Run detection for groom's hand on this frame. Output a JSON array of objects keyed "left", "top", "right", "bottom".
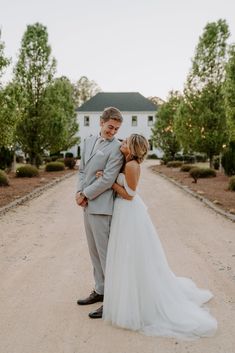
[{"left": 76, "top": 192, "right": 88, "bottom": 207}]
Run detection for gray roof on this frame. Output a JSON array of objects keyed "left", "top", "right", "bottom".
[{"left": 77, "top": 92, "right": 157, "bottom": 112}]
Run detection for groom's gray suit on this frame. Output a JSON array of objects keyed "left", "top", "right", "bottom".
[{"left": 77, "top": 135, "right": 123, "bottom": 294}]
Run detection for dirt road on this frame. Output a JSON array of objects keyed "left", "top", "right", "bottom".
[{"left": 0, "top": 161, "right": 234, "bottom": 353}]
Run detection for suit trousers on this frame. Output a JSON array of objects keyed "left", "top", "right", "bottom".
[{"left": 83, "top": 207, "right": 112, "bottom": 295}]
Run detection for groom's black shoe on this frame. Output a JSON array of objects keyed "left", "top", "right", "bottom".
[
  {"left": 89, "top": 305, "right": 103, "bottom": 319},
  {"left": 77, "top": 290, "right": 104, "bottom": 305}
]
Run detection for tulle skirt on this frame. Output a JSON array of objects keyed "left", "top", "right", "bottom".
[{"left": 103, "top": 195, "right": 217, "bottom": 339}]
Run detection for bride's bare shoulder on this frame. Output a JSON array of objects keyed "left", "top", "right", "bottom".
[
  {"left": 125, "top": 160, "right": 140, "bottom": 171},
  {"left": 125, "top": 161, "right": 140, "bottom": 189}
]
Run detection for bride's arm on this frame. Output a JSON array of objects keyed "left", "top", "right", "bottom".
[
  {"left": 112, "top": 161, "right": 140, "bottom": 200},
  {"left": 112, "top": 183, "right": 133, "bottom": 200},
  {"left": 95, "top": 171, "right": 132, "bottom": 200}
]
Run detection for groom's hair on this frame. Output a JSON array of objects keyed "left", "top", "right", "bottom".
[{"left": 101, "top": 107, "right": 123, "bottom": 123}]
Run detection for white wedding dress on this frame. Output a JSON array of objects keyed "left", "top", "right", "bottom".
[{"left": 103, "top": 173, "right": 217, "bottom": 339}]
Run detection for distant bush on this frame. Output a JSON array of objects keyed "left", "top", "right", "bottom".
[
  {"left": 174, "top": 153, "right": 184, "bottom": 161},
  {"left": 174, "top": 154, "right": 196, "bottom": 163},
  {"left": 45, "top": 162, "right": 65, "bottom": 172},
  {"left": 221, "top": 142, "right": 235, "bottom": 176},
  {"left": 167, "top": 161, "right": 183, "bottom": 168},
  {"left": 64, "top": 157, "right": 76, "bottom": 169},
  {"left": 147, "top": 153, "right": 158, "bottom": 159},
  {"left": 195, "top": 153, "right": 208, "bottom": 163},
  {"left": 65, "top": 152, "right": 74, "bottom": 158},
  {"left": 0, "top": 170, "right": 10, "bottom": 186},
  {"left": 180, "top": 164, "right": 194, "bottom": 172},
  {"left": 0, "top": 147, "right": 14, "bottom": 170},
  {"left": 56, "top": 158, "right": 65, "bottom": 164},
  {"left": 228, "top": 176, "right": 235, "bottom": 191},
  {"left": 50, "top": 153, "right": 64, "bottom": 162},
  {"left": 213, "top": 156, "right": 220, "bottom": 170},
  {"left": 44, "top": 157, "right": 52, "bottom": 164},
  {"left": 182, "top": 154, "right": 196, "bottom": 164},
  {"left": 161, "top": 155, "right": 173, "bottom": 165},
  {"left": 189, "top": 167, "right": 216, "bottom": 183},
  {"left": 16, "top": 165, "right": 39, "bottom": 178},
  {"left": 16, "top": 156, "right": 24, "bottom": 163}
]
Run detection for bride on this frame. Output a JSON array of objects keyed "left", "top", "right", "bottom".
[{"left": 100, "top": 133, "right": 217, "bottom": 339}]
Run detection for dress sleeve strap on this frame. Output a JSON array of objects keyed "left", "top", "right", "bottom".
[{"left": 124, "top": 178, "right": 136, "bottom": 196}]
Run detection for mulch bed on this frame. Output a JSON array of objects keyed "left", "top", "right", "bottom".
[
  {"left": 151, "top": 164, "right": 235, "bottom": 214},
  {"left": 0, "top": 168, "right": 77, "bottom": 208}
]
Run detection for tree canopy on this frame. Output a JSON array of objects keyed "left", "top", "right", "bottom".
[
  {"left": 13, "top": 23, "right": 78, "bottom": 165},
  {"left": 175, "top": 19, "right": 230, "bottom": 166},
  {"left": 73, "top": 76, "right": 101, "bottom": 107},
  {"left": 152, "top": 91, "right": 181, "bottom": 159}
]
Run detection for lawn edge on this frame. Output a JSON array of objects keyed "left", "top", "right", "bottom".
[
  {"left": 151, "top": 166, "right": 235, "bottom": 223},
  {"left": 0, "top": 171, "right": 76, "bottom": 217}
]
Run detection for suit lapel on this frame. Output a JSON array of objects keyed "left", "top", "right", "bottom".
[
  {"left": 85, "top": 136, "right": 97, "bottom": 164},
  {"left": 86, "top": 138, "right": 114, "bottom": 164}
]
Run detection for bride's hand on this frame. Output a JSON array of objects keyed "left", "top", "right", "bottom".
[
  {"left": 112, "top": 182, "right": 118, "bottom": 190},
  {"left": 96, "top": 170, "right": 103, "bottom": 178}
]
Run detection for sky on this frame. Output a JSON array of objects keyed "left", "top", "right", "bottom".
[{"left": 1, "top": 0, "right": 235, "bottom": 100}]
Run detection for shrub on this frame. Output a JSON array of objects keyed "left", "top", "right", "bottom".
[
  {"left": 213, "top": 156, "right": 220, "bottom": 170},
  {"left": 147, "top": 153, "right": 158, "bottom": 159},
  {"left": 50, "top": 153, "right": 64, "bottom": 162},
  {"left": 183, "top": 154, "right": 196, "bottom": 164},
  {"left": 0, "top": 170, "right": 10, "bottom": 186},
  {"left": 0, "top": 147, "right": 14, "bottom": 170},
  {"left": 16, "top": 156, "right": 24, "bottom": 163},
  {"left": 44, "top": 157, "right": 52, "bottom": 164},
  {"left": 16, "top": 165, "right": 39, "bottom": 178},
  {"left": 228, "top": 176, "right": 235, "bottom": 191},
  {"left": 195, "top": 153, "right": 208, "bottom": 163},
  {"left": 56, "top": 158, "right": 65, "bottom": 164},
  {"left": 167, "top": 161, "right": 183, "bottom": 168},
  {"left": 65, "top": 152, "right": 74, "bottom": 158},
  {"left": 180, "top": 164, "right": 194, "bottom": 172},
  {"left": 221, "top": 142, "right": 235, "bottom": 176},
  {"left": 45, "top": 162, "right": 65, "bottom": 172},
  {"left": 174, "top": 153, "right": 184, "bottom": 161},
  {"left": 64, "top": 157, "right": 76, "bottom": 169},
  {"left": 161, "top": 155, "right": 173, "bottom": 165},
  {"left": 189, "top": 167, "right": 216, "bottom": 183}
]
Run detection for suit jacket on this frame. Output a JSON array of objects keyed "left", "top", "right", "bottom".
[{"left": 77, "top": 135, "right": 124, "bottom": 215}]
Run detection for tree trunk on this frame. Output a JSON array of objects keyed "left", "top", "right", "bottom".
[
  {"left": 209, "top": 155, "right": 213, "bottom": 168},
  {"left": 12, "top": 151, "right": 17, "bottom": 173}
]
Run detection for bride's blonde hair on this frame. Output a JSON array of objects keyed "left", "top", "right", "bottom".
[{"left": 128, "top": 134, "right": 149, "bottom": 163}]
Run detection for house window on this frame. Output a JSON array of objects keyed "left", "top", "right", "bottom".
[
  {"left": 148, "top": 139, "right": 153, "bottom": 151},
  {"left": 132, "top": 116, "right": 137, "bottom": 126},
  {"left": 84, "top": 116, "right": 90, "bottom": 126},
  {"left": 148, "top": 116, "right": 154, "bottom": 126}
]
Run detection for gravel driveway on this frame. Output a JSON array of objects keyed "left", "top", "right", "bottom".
[{"left": 0, "top": 160, "right": 234, "bottom": 353}]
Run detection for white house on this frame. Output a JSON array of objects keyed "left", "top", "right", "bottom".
[{"left": 69, "top": 92, "right": 162, "bottom": 157}]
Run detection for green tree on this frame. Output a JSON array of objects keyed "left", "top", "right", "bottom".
[
  {"left": 14, "top": 23, "right": 56, "bottom": 165},
  {"left": 73, "top": 76, "right": 101, "bottom": 107},
  {"left": 0, "top": 82, "right": 22, "bottom": 148},
  {"left": 0, "top": 30, "right": 10, "bottom": 81},
  {"left": 0, "top": 30, "right": 13, "bottom": 147},
  {"left": 175, "top": 19, "right": 230, "bottom": 167},
  {"left": 224, "top": 44, "right": 235, "bottom": 140},
  {"left": 40, "top": 76, "right": 79, "bottom": 153},
  {"left": 152, "top": 91, "right": 181, "bottom": 159}
]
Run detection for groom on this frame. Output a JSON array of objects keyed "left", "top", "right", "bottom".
[{"left": 76, "top": 107, "right": 124, "bottom": 319}]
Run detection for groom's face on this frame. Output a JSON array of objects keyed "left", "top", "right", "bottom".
[{"left": 100, "top": 118, "right": 122, "bottom": 140}]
